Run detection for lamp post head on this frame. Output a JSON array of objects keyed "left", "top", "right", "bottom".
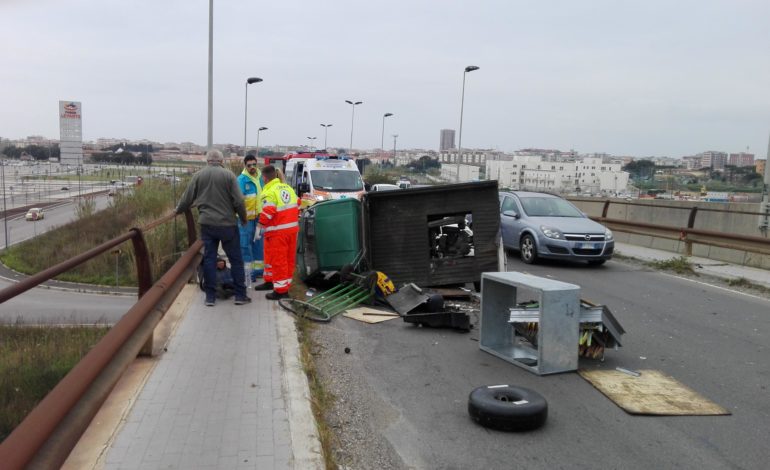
[
  {"left": 345, "top": 100, "right": 353, "bottom": 105},
  {"left": 384, "top": 113, "right": 393, "bottom": 118},
  {"left": 464, "top": 65, "right": 480, "bottom": 73},
  {"left": 321, "top": 123, "right": 332, "bottom": 128},
  {"left": 247, "top": 77, "right": 263, "bottom": 84},
  {"left": 258, "top": 127, "right": 268, "bottom": 131},
  {"left": 355, "top": 101, "right": 363, "bottom": 105}
]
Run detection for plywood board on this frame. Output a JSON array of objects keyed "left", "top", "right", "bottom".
[
  {"left": 578, "top": 369, "right": 731, "bottom": 416},
  {"left": 343, "top": 306, "right": 401, "bottom": 324}
]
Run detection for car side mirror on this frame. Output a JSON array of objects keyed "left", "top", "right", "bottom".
[
  {"left": 502, "top": 210, "right": 519, "bottom": 219},
  {"left": 298, "top": 182, "right": 310, "bottom": 194}
]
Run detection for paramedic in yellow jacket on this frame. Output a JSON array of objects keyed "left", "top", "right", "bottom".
[
  {"left": 252, "top": 164, "right": 299, "bottom": 300},
  {"left": 237, "top": 154, "right": 264, "bottom": 284}
]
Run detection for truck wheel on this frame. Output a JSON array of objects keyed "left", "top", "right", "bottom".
[{"left": 468, "top": 385, "right": 547, "bottom": 432}]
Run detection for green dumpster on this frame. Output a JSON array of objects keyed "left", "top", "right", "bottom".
[{"left": 297, "top": 198, "right": 361, "bottom": 280}]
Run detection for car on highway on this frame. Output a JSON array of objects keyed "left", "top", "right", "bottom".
[
  {"left": 61, "top": 186, "right": 69, "bottom": 190},
  {"left": 369, "top": 183, "right": 400, "bottom": 192},
  {"left": 25, "top": 207, "right": 44, "bottom": 221},
  {"left": 499, "top": 191, "right": 613, "bottom": 265}
]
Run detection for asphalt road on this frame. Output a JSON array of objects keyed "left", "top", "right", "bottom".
[
  {"left": 2, "top": 194, "right": 113, "bottom": 249},
  {"left": 315, "top": 255, "right": 770, "bottom": 470},
  {"left": 0, "top": 196, "right": 136, "bottom": 325}
]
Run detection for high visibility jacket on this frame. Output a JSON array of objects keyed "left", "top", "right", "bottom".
[
  {"left": 259, "top": 178, "right": 299, "bottom": 237},
  {"left": 237, "top": 169, "right": 263, "bottom": 220}
]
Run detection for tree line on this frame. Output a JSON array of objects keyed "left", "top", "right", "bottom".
[{"left": 2, "top": 144, "right": 60, "bottom": 160}]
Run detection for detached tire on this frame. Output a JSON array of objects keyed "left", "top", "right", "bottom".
[{"left": 468, "top": 385, "right": 547, "bottom": 432}]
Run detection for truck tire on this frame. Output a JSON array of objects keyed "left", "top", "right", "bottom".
[{"left": 468, "top": 385, "right": 547, "bottom": 432}]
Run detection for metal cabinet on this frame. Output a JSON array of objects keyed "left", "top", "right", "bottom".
[{"left": 480, "top": 272, "right": 581, "bottom": 375}]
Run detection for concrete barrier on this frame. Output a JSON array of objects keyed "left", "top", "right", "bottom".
[{"left": 569, "top": 197, "right": 770, "bottom": 269}]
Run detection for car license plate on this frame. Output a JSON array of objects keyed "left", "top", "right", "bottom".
[{"left": 577, "top": 242, "right": 600, "bottom": 249}]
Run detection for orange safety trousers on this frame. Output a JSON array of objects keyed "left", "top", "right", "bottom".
[{"left": 263, "top": 230, "right": 297, "bottom": 294}]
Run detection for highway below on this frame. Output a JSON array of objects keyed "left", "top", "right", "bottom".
[
  {"left": 313, "top": 255, "right": 770, "bottom": 469},
  {"left": 0, "top": 195, "right": 136, "bottom": 325}
]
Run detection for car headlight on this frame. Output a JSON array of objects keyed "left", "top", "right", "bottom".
[
  {"left": 605, "top": 228, "right": 614, "bottom": 241},
  {"left": 540, "top": 226, "right": 563, "bottom": 239},
  {"left": 313, "top": 194, "right": 327, "bottom": 201}
]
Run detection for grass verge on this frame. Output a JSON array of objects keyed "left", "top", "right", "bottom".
[
  {"left": 295, "top": 317, "right": 338, "bottom": 469},
  {"left": 0, "top": 179, "right": 190, "bottom": 286},
  {"left": 0, "top": 324, "right": 110, "bottom": 441},
  {"left": 727, "top": 277, "right": 770, "bottom": 294},
  {"left": 646, "top": 256, "right": 696, "bottom": 275}
]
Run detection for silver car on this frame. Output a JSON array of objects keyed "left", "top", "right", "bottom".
[{"left": 499, "top": 191, "right": 614, "bottom": 265}]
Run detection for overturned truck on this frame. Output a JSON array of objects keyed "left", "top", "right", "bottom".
[{"left": 297, "top": 180, "right": 502, "bottom": 289}]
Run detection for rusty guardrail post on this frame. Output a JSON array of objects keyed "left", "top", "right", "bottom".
[
  {"left": 685, "top": 207, "right": 698, "bottom": 256},
  {"left": 185, "top": 209, "right": 197, "bottom": 245},
  {"left": 602, "top": 200, "right": 610, "bottom": 218},
  {"left": 129, "top": 227, "right": 155, "bottom": 356}
]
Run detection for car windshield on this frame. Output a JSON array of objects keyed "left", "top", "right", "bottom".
[
  {"left": 520, "top": 196, "right": 583, "bottom": 217},
  {"left": 310, "top": 170, "right": 363, "bottom": 191}
]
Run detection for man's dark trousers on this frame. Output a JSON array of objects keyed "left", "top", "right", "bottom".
[{"left": 201, "top": 224, "right": 247, "bottom": 300}]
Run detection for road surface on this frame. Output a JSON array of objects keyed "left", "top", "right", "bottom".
[{"left": 312, "top": 255, "right": 770, "bottom": 469}]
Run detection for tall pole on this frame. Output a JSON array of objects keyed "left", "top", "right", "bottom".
[
  {"left": 1, "top": 162, "right": 7, "bottom": 248},
  {"left": 207, "top": 0, "right": 214, "bottom": 150},
  {"left": 256, "top": 127, "right": 267, "bottom": 157},
  {"left": 381, "top": 113, "right": 393, "bottom": 151},
  {"left": 345, "top": 100, "right": 362, "bottom": 153},
  {"left": 392, "top": 134, "right": 398, "bottom": 161},
  {"left": 243, "top": 77, "right": 263, "bottom": 155},
  {"left": 243, "top": 82, "right": 249, "bottom": 153},
  {"left": 457, "top": 65, "right": 479, "bottom": 182},
  {"left": 321, "top": 124, "right": 332, "bottom": 150},
  {"left": 761, "top": 130, "right": 770, "bottom": 233}
]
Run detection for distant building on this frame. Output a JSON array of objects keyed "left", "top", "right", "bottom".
[
  {"left": 728, "top": 152, "right": 754, "bottom": 167},
  {"left": 440, "top": 163, "right": 479, "bottom": 182},
  {"left": 697, "top": 151, "right": 728, "bottom": 170},
  {"left": 756, "top": 159, "right": 766, "bottom": 176},
  {"left": 439, "top": 129, "right": 455, "bottom": 151}
]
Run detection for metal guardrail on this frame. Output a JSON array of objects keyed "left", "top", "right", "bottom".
[
  {"left": 578, "top": 199, "right": 770, "bottom": 257},
  {"left": 0, "top": 210, "right": 200, "bottom": 470}
]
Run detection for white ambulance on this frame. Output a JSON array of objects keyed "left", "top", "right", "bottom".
[{"left": 284, "top": 155, "right": 366, "bottom": 208}]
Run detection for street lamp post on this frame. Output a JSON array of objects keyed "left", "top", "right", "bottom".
[
  {"left": 381, "top": 113, "right": 393, "bottom": 151},
  {"left": 306, "top": 136, "right": 317, "bottom": 149},
  {"left": 255, "top": 127, "right": 268, "bottom": 157},
  {"left": 320, "top": 124, "right": 332, "bottom": 150},
  {"left": 207, "top": 0, "right": 214, "bottom": 149},
  {"left": 1, "top": 161, "right": 7, "bottom": 248},
  {"left": 243, "top": 77, "right": 263, "bottom": 155},
  {"left": 345, "top": 100, "right": 363, "bottom": 153},
  {"left": 457, "top": 65, "right": 479, "bottom": 182}
]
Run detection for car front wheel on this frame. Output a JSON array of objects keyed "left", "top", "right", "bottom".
[{"left": 520, "top": 234, "right": 538, "bottom": 264}]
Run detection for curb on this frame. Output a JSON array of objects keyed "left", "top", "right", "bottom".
[{"left": 274, "top": 304, "right": 325, "bottom": 469}]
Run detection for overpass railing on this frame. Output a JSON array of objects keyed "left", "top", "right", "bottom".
[
  {"left": 570, "top": 198, "right": 770, "bottom": 257},
  {"left": 0, "top": 210, "right": 201, "bottom": 470}
]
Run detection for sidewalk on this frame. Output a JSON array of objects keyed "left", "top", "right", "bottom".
[
  {"left": 93, "top": 286, "right": 323, "bottom": 470},
  {"left": 614, "top": 242, "right": 770, "bottom": 289}
]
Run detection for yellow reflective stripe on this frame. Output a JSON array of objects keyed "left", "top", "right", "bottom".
[{"left": 264, "top": 221, "right": 299, "bottom": 232}]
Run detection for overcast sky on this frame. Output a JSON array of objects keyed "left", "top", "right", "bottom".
[{"left": 2, "top": 0, "right": 770, "bottom": 157}]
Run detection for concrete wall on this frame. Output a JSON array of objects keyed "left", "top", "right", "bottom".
[{"left": 569, "top": 197, "right": 770, "bottom": 269}]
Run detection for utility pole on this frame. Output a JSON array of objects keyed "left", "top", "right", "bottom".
[{"left": 760, "top": 131, "right": 770, "bottom": 234}]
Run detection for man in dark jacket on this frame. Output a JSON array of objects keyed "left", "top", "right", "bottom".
[{"left": 176, "top": 149, "right": 251, "bottom": 306}]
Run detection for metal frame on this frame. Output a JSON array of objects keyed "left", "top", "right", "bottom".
[{"left": 480, "top": 271, "right": 580, "bottom": 375}]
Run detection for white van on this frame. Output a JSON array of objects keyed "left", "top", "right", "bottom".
[{"left": 285, "top": 155, "right": 365, "bottom": 208}]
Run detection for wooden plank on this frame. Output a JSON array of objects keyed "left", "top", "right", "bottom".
[
  {"left": 578, "top": 369, "right": 730, "bottom": 416},
  {"left": 343, "top": 307, "right": 401, "bottom": 324}
]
